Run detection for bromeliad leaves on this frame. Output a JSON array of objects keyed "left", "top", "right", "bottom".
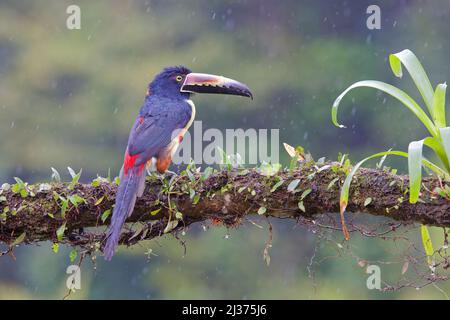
[{"left": 332, "top": 49, "right": 449, "bottom": 254}]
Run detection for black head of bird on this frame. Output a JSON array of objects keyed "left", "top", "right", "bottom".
[{"left": 148, "top": 65, "right": 253, "bottom": 100}]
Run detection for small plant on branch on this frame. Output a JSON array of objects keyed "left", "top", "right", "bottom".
[{"left": 332, "top": 49, "right": 450, "bottom": 263}]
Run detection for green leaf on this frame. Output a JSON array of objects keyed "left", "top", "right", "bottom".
[
  {"left": 186, "top": 169, "right": 195, "bottom": 182},
  {"left": 216, "top": 146, "right": 232, "bottom": 171},
  {"left": 298, "top": 201, "right": 305, "bottom": 212},
  {"left": 11, "top": 232, "right": 26, "bottom": 246},
  {"left": 67, "top": 167, "right": 76, "bottom": 179},
  {"left": 283, "top": 143, "right": 305, "bottom": 170},
  {"left": 271, "top": 179, "right": 284, "bottom": 193},
  {"left": 69, "top": 249, "right": 78, "bottom": 263},
  {"left": 258, "top": 162, "right": 282, "bottom": 176},
  {"left": 163, "top": 220, "right": 179, "bottom": 233},
  {"left": 150, "top": 208, "right": 161, "bottom": 216},
  {"left": 60, "top": 198, "right": 68, "bottom": 219},
  {"left": 68, "top": 168, "right": 82, "bottom": 190},
  {"left": 389, "top": 49, "right": 434, "bottom": 116},
  {"left": 19, "top": 189, "right": 28, "bottom": 198},
  {"left": 300, "top": 188, "right": 311, "bottom": 200},
  {"left": 332, "top": 80, "right": 438, "bottom": 137},
  {"left": 420, "top": 225, "right": 434, "bottom": 266},
  {"left": 201, "top": 167, "right": 213, "bottom": 181},
  {"left": 51, "top": 167, "right": 61, "bottom": 182},
  {"left": 11, "top": 184, "right": 19, "bottom": 193},
  {"left": 289, "top": 157, "right": 297, "bottom": 174},
  {"left": 101, "top": 209, "right": 111, "bottom": 222},
  {"left": 12, "top": 177, "right": 26, "bottom": 196},
  {"left": 439, "top": 127, "right": 450, "bottom": 166},
  {"left": 14, "top": 177, "right": 25, "bottom": 187},
  {"left": 423, "top": 135, "right": 450, "bottom": 173},
  {"left": 192, "top": 194, "right": 200, "bottom": 205},
  {"left": 408, "top": 140, "right": 424, "bottom": 204},
  {"left": 327, "top": 177, "right": 339, "bottom": 190},
  {"left": 56, "top": 222, "right": 66, "bottom": 241},
  {"left": 52, "top": 243, "right": 59, "bottom": 253},
  {"left": 69, "top": 194, "right": 85, "bottom": 207},
  {"left": 376, "top": 153, "right": 389, "bottom": 168},
  {"left": 433, "top": 83, "right": 447, "bottom": 128},
  {"left": 94, "top": 196, "right": 104, "bottom": 206},
  {"left": 287, "top": 179, "right": 300, "bottom": 192},
  {"left": 258, "top": 207, "right": 267, "bottom": 215}
]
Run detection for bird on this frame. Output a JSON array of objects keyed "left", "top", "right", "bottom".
[{"left": 104, "top": 66, "right": 253, "bottom": 260}]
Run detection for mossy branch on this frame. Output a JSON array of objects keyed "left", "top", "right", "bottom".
[{"left": 0, "top": 162, "right": 449, "bottom": 253}]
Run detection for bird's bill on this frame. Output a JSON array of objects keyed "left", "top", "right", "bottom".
[{"left": 181, "top": 73, "right": 253, "bottom": 99}]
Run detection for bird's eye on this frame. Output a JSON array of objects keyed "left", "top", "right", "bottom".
[{"left": 175, "top": 75, "right": 183, "bottom": 82}]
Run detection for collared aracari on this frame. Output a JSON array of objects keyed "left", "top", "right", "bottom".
[{"left": 104, "top": 66, "right": 252, "bottom": 260}]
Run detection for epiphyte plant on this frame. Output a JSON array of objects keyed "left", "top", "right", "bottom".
[{"left": 332, "top": 49, "right": 449, "bottom": 259}]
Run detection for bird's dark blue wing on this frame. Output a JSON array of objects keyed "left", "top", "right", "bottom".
[{"left": 126, "top": 98, "right": 192, "bottom": 164}]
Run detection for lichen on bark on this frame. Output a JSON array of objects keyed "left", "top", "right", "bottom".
[{"left": 0, "top": 161, "right": 449, "bottom": 254}]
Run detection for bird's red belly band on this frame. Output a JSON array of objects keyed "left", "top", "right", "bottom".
[{"left": 123, "top": 152, "right": 145, "bottom": 176}]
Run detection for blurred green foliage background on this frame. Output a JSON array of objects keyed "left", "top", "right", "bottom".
[{"left": 1, "top": 0, "right": 450, "bottom": 299}]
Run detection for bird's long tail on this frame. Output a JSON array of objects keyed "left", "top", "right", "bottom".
[{"left": 104, "top": 165, "right": 146, "bottom": 260}]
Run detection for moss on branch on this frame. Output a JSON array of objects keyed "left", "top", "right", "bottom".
[{"left": 0, "top": 162, "right": 449, "bottom": 254}]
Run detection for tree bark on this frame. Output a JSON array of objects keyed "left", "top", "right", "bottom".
[{"left": 0, "top": 162, "right": 449, "bottom": 252}]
